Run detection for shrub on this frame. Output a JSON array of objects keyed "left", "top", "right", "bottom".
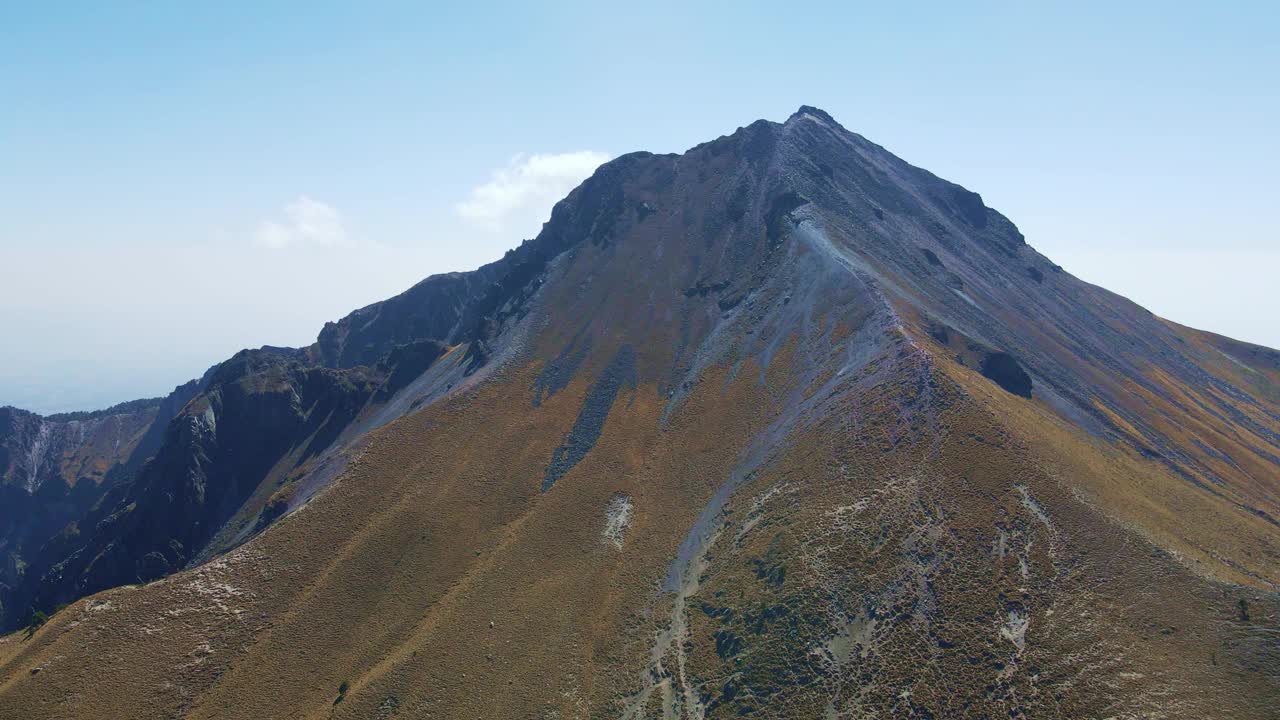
[{"left": 23, "top": 610, "right": 50, "bottom": 640}]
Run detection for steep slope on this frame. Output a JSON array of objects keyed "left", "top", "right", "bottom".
[
  {"left": 0, "top": 386, "right": 199, "bottom": 625},
  {"left": 1, "top": 108, "right": 1276, "bottom": 719},
  {"left": 0, "top": 339, "right": 460, "bottom": 632}
]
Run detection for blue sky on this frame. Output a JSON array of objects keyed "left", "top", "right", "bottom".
[{"left": 1, "top": 2, "right": 1276, "bottom": 413}]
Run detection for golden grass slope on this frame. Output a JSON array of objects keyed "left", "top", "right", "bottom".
[{"left": 0, "top": 354, "right": 778, "bottom": 718}]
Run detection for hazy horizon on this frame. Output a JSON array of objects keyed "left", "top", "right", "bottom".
[{"left": 3, "top": 2, "right": 1277, "bottom": 414}]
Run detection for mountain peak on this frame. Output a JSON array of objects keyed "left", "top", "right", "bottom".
[{"left": 788, "top": 104, "right": 840, "bottom": 126}]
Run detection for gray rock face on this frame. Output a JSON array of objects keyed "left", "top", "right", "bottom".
[
  {"left": 542, "top": 345, "right": 637, "bottom": 491},
  {"left": 0, "top": 395, "right": 183, "bottom": 624}
]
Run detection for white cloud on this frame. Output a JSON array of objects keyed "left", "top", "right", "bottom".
[
  {"left": 255, "top": 196, "right": 350, "bottom": 249},
  {"left": 456, "top": 151, "right": 610, "bottom": 234}
]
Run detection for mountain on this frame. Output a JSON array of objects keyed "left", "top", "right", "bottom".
[{"left": 1, "top": 107, "right": 1277, "bottom": 718}]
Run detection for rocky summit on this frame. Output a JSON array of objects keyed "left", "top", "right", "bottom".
[{"left": 1, "top": 108, "right": 1277, "bottom": 719}]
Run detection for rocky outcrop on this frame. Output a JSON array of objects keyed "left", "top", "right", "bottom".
[
  {"left": 20, "top": 350, "right": 382, "bottom": 614},
  {"left": 0, "top": 399, "right": 170, "bottom": 622},
  {"left": 312, "top": 271, "right": 497, "bottom": 369}
]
